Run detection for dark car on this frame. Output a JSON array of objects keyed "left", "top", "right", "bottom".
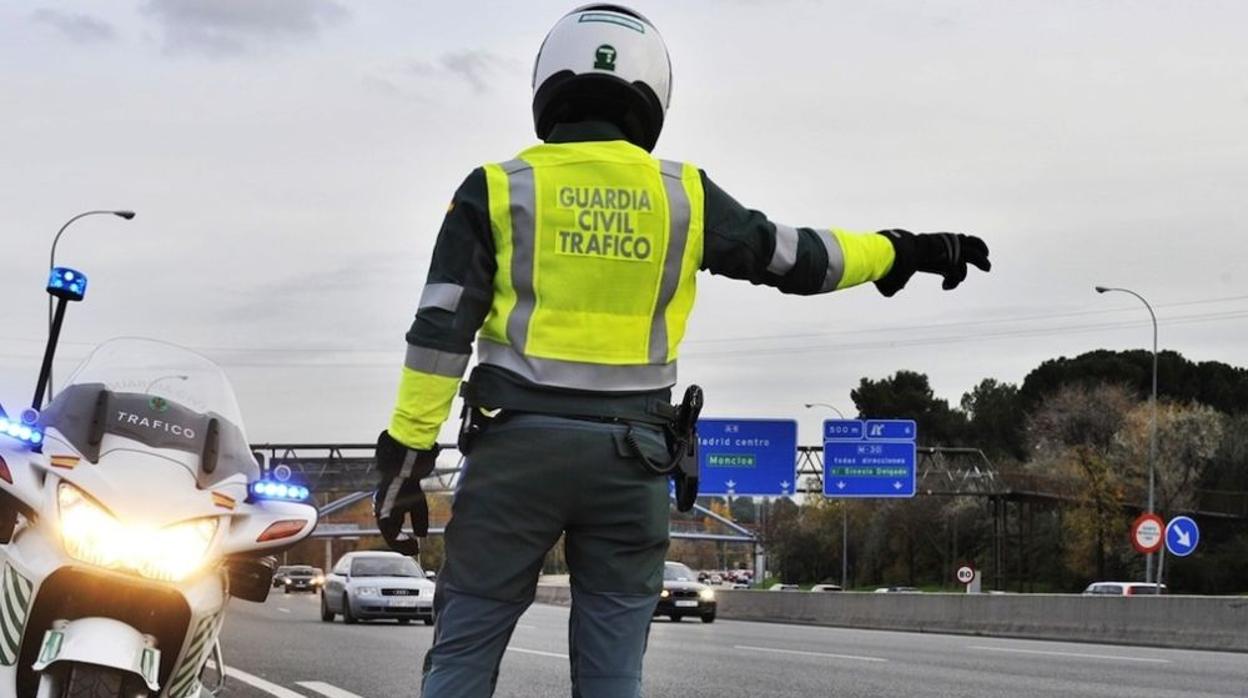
[
  {"left": 273, "top": 565, "right": 293, "bottom": 588},
  {"left": 279, "top": 565, "right": 323, "bottom": 593},
  {"left": 655, "top": 561, "right": 716, "bottom": 623}
]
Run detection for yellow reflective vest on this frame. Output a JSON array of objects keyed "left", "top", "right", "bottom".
[{"left": 477, "top": 140, "right": 702, "bottom": 392}]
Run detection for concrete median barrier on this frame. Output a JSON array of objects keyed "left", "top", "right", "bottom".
[
  {"left": 535, "top": 583, "right": 1245, "bottom": 652},
  {"left": 708, "top": 590, "right": 1248, "bottom": 652},
  {"left": 535, "top": 584, "right": 572, "bottom": 606}
]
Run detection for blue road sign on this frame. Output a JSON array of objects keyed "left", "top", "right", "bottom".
[
  {"left": 823, "top": 419, "right": 917, "bottom": 498},
  {"left": 864, "top": 419, "right": 917, "bottom": 440},
  {"left": 697, "top": 419, "right": 797, "bottom": 496},
  {"left": 824, "top": 420, "right": 864, "bottom": 440},
  {"left": 1165, "top": 516, "right": 1200, "bottom": 557}
]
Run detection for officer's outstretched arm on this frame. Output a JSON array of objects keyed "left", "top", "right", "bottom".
[{"left": 699, "top": 173, "right": 989, "bottom": 296}]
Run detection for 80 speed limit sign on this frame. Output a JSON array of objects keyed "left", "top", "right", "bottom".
[{"left": 956, "top": 564, "right": 976, "bottom": 585}]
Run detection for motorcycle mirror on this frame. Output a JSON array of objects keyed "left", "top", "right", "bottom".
[{"left": 226, "top": 556, "right": 277, "bottom": 603}]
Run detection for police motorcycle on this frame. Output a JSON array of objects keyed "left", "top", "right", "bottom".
[{"left": 0, "top": 267, "right": 318, "bottom": 697}]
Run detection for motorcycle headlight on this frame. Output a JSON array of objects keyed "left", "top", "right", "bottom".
[
  {"left": 699, "top": 588, "right": 716, "bottom": 601},
  {"left": 58, "top": 483, "right": 218, "bottom": 583}
]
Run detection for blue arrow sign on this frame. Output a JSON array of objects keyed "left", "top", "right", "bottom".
[
  {"left": 1165, "top": 516, "right": 1200, "bottom": 557},
  {"left": 697, "top": 419, "right": 797, "bottom": 497},
  {"left": 823, "top": 419, "right": 917, "bottom": 498}
]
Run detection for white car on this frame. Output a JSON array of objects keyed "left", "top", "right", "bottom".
[
  {"left": 321, "top": 551, "right": 436, "bottom": 624},
  {"left": 768, "top": 583, "right": 800, "bottom": 591},
  {"left": 810, "top": 584, "right": 843, "bottom": 592},
  {"left": 1082, "top": 581, "right": 1166, "bottom": 596}
]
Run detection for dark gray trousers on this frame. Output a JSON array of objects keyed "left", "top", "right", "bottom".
[{"left": 421, "top": 414, "right": 672, "bottom": 698}]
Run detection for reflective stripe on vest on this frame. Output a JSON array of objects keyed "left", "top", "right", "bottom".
[{"left": 479, "top": 142, "right": 702, "bottom": 392}]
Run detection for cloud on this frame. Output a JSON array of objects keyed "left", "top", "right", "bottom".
[
  {"left": 31, "top": 9, "right": 117, "bottom": 43},
  {"left": 410, "top": 50, "right": 515, "bottom": 94},
  {"left": 141, "top": 0, "right": 348, "bottom": 57}
]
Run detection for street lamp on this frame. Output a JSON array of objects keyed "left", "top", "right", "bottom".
[
  {"left": 1095, "top": 285, "right": 1159, "bottom": 584},
  {"left": 803, "top": 402, "right": 845, "bottom": 418},
  {"left": 44, "top": 210, "right": 135, "bottom": 403}
]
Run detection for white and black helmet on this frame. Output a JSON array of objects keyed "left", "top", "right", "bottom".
[{"left": 532, "top": 4, "right": 672, "bottom": 151}]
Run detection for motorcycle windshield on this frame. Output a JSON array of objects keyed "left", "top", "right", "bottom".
[{"left": 39, "top": 338, "right": 258, "bottom": 488}]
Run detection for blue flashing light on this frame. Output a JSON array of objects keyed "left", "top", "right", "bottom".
[
  {"left": 47, "top": 266, "right": 88, "bottom": 301},
  {"left": 0, "top": 417, "right": 44, "bottom": 448},
  {"left": 249, "top": 479, "right": 310, "bottom": 502}
]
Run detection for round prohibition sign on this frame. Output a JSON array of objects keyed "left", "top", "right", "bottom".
[
  {"left": 1131, "top": 513, "right": 1164, "bottom": 554},
  {"left": 956, "top": 564, "right": 976, "bottom": 585}
]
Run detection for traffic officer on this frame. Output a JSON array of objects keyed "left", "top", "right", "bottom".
[{"left": 373, "top": 4, "right": 990, "bottom": 697}]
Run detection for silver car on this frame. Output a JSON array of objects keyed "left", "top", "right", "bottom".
[{"left": 320, "top": 551, "right": 436, "bottom": 625}]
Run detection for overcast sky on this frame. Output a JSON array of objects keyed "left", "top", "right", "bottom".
[{"left": 3, "top": 0, "right": 1246, "bottom": 445}]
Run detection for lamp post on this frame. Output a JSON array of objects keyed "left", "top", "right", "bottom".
[
  {"left": 806, "top": 401, "right": 849, "bottom": 589},
  {"left": 803, "top": 402, "right": 845, "bottom": 418},
  {"left": 1095, "top": 285, "right": 1159, "bottom": 584},
  {"left": 44, "top": 210, "right": 135, "bottom": 404}
]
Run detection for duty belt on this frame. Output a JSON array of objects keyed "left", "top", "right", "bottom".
[
  {"left": 458, "top": 374, "right": 703, "bottom": 512},
  {"left": 459, "top": 373, "right": 675, "bottom": 425}
]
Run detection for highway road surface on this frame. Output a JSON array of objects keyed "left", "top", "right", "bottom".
[{"left": 213, "top": 593, "right": 1248, "bottom": 697}]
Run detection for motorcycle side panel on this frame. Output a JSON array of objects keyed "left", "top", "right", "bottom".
[{"left": 0, "top": 560, "right": 35, "bottom": 667}]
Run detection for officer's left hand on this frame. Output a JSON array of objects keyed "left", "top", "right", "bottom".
[
  {"left": 373, "top": 430, "right": 440, "bottom": 556},
  {"left": 874, "top": 229, "right": 991, "bottom": 297}
]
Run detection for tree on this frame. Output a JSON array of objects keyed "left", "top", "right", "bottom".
[
  {"left": 1114, "top": 401, "right": 1224, "bottom": 514},
  {"left": 851, "top": 370, "right": 969, "bottom": 446},
  {"left": 960, "top": 378, "right": 1026, "bottom": 462},
  {"left": 1205, "top": 413, "right": 1248, "bottom": 491},
  {"left": 1020, "top": 350, "right": 1248, "bottom": 415},
  {"left": 1027, "top": 384, "right": 1135, "bottom": 581}
]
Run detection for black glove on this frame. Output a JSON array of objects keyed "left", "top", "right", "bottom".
[
  {"left": 874, "top": 229, "right": 991, "bottom": 297},
  {"left": 373, "top": 430, "right": 439, "bottom": 556}
]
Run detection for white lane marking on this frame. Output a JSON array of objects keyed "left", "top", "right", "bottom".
[
  {"left": 221, "top": 664, "right": 309, "bottom": 697},
  {"left": 296, "top": 681, "right": 367, "bottom": 698},
  {"left": 970, "top": 645, "right": 1171, "bottom": 664},
  {"left": 507, "top": 646, "right": 570, "bottom": 659},
  {"left": 278, "top": 608, "right": 292, "bottom": 614},
  {"left": 734, "top": 645, "right": 888, "bottom": 663}
]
